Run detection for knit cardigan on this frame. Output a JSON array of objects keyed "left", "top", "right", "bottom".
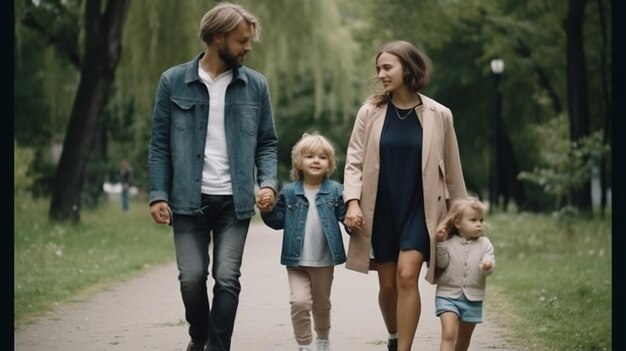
[{"left": 435, "top": 235, "right": 495, "bottom": 301}]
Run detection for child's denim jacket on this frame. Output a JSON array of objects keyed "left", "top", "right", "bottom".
[{"left": 261, "top": 177, "right": 348, "bottom": 267}]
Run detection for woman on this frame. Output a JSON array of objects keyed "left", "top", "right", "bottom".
[{"left": 343, "top": 40, "right": 467, "bottom": 351}]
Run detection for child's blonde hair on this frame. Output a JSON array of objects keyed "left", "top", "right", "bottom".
[
  {"left": 290, "top": 132, "right": 337, "bottom": 180},
  {"left": 437, "top": 196, "right": 488, "bottom": 238}
]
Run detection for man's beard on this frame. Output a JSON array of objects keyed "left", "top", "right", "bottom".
[{"left": 218, "top": 44, "right": 243, "bottom": 69}]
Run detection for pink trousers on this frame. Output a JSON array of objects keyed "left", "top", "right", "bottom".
[{"left": 286, "top": 266, "right": 334, "bottom": 346}]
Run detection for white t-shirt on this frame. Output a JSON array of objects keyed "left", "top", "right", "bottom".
[
  {"left": 198, "top": 67, "right": 233, "bottom": 195},
  {"left": 299, "top": 187, "right": 333, "bottom": 267}
]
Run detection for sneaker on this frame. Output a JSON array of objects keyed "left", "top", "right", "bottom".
[
  {"left": 316, "top": 338, "right": 330, "bottom": 351},
  {"left": 298, "top": 347, "right": 313, "bottom": 351},
  {"left": 387, "top": 338, "right": 398, "bottom": 351},
  {"left": 186, "top": 338, "right": 207, "bottom": 351}
]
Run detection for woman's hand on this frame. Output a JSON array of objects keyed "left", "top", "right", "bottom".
[{"left": 344, "top": 200, "right": 364, "bottom": 231}]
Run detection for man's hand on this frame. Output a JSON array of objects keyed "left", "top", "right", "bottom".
[
  {"left": 150, "top": 201, "right": 171, "bottom": 225},
  {"left": 256, "top": 187, "right": 275, "bottom": 213}
]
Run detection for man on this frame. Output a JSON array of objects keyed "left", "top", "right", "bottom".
[
  {"left": 148, "top": 3, "right": 278, "bottom": 350},
  {"left": 119, "top": 159, "right": 132, "bottom": 212}
]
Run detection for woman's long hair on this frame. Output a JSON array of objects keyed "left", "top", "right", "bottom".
[{"left": 368, "top": 40, "right": 432, "bottom": 107}]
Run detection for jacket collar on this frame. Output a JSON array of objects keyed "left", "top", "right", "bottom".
[
  {"left": 185, "top": 52, "right": 248, "bottom": 85},
  {"left": 294, "top": 178, "right": 332, "bottom": 196},
  {"left": 416, "top": 93, "right": 434, "bottom": 167}
]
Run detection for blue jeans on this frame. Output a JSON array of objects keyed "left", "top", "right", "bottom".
[
  {"left": 121, "top": 188, "right": 129, "bottom": 211},
  {"left": 172, "top": 195, "right": 251, "bottom": 351}
]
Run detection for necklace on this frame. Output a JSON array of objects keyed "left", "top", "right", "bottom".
[{"left": 394, "top": 103, "right": 419, "bottom": 120}]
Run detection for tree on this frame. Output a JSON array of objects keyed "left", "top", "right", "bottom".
[
  {"left": 15, "top": 0, "right": 609, "bottom": 217},
  {"left": 594, "top": 0, "right": 611, "bottom": 217},
  {"left": 565, "top": 0, "right": 592, "bottom": 211},
  {"left": 21, "top": 0, "right": 131, "bottom": 222},
  {"left": 110, "top": 0, "right": 362, "bottom": 191}
]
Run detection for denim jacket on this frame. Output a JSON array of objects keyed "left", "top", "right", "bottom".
[
  {"left": 148, "top": 52, "right": 278, "bottom": 219},
  {"left": 261, "top": 178, "right": 348, "bottom": 267}
]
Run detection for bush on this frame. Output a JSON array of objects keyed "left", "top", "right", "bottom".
[{"left": 14, "top": 140, "right": 37, "bottom": 206}]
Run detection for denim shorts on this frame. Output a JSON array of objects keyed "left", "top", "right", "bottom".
[{"left": 435, "top": 294, "right": 483, "bottom": 323}]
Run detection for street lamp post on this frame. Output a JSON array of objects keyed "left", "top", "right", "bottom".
[{"left": 489, "top": 59, "right": 504, "bottom": 211}]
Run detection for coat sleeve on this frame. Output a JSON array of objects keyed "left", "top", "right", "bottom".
[
  {"left": 148, "top": 73, "right": 173, "bottom": 206},
  {"left": 436, "top": 241, "right": 450, "bottom": 269},
  {"left": 336, "top": 184, "right": 349, "bottom": 234},
  {"left": 441, "top": 108, "right": 467, "bottom": 201},
  {"left": 343, "top": 104, "right": 370, "bottom": 203},
  {"left": 254, "top": 79, "right": 279, "bottom": 193}
]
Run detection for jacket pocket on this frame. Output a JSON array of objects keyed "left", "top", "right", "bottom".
[
  {"left": 237, "top": 104, "right": 260, "bottom": 136},
  {"left": 286, "top": 200, "right": 303, "bottom": 210},
  {"left": 438, "top": 160, "right": 450, "bottom": 200},
  {"left": 320, "top": 199, "right": 339, "bottom": 208},
  {"left": 171, "top": 97, "right": 195, "bottom": 131}
]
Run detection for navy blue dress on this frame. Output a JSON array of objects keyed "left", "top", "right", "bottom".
[{"left": 371, "top": 102, "right": 430, "bottom": 262}]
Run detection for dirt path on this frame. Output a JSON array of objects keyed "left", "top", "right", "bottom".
[{"left": 15, "top": 222, "right": 523, "bottom": 350}]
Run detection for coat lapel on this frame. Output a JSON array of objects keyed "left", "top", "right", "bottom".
[{"left": 417, "top": 96, "right": 433, "bottom": 171}]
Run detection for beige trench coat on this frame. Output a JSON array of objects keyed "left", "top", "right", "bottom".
[{"left": 343, "top": 93, "right": 467, "bottom": 284}]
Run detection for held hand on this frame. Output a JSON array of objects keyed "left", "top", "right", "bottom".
[
  {"left": 256, "top": 187, "right": 275, "bottom": 213},
  {"left": 436, "top": 228, "right": 447, "bottom": 242},
  {"left": 150, "top": 201, "right": 171, "bottom": 225},
  {"left": 436, "top": 223, "right": 448, "bottom": 242},
  {"left": 344, "top": 200, "right": 364, "bottom": 231},
  {"left": 481, "top": 260, "right": 493, "bottom": 271}
]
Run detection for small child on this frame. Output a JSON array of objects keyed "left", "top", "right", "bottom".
[
  {"left": 258, "top": 132, "right": 348, "bottom": 351},
  {"left": 434, "top": 196, "right": 495, "bottom": 351}
]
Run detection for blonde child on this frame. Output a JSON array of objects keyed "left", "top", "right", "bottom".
[
  {"left": 434, "top": 197, "right": 495, "bottom": 351},
  {"left": 258, "top": 132, "right": 348, "bottom": 351}
]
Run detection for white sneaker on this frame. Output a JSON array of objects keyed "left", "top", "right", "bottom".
[{"left": 316, "top": 338, "right": 330, "bottom": 351}]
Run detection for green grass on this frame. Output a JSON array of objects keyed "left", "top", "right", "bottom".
[
  {"left": 14, "top": 197, "right": 612, "bottom": 350},
  {"left": 485, "top": 211, "right": 612, "bottom": 351},
  {"left": 14, "top": 196, "right": 175, "bottom": 327}
]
